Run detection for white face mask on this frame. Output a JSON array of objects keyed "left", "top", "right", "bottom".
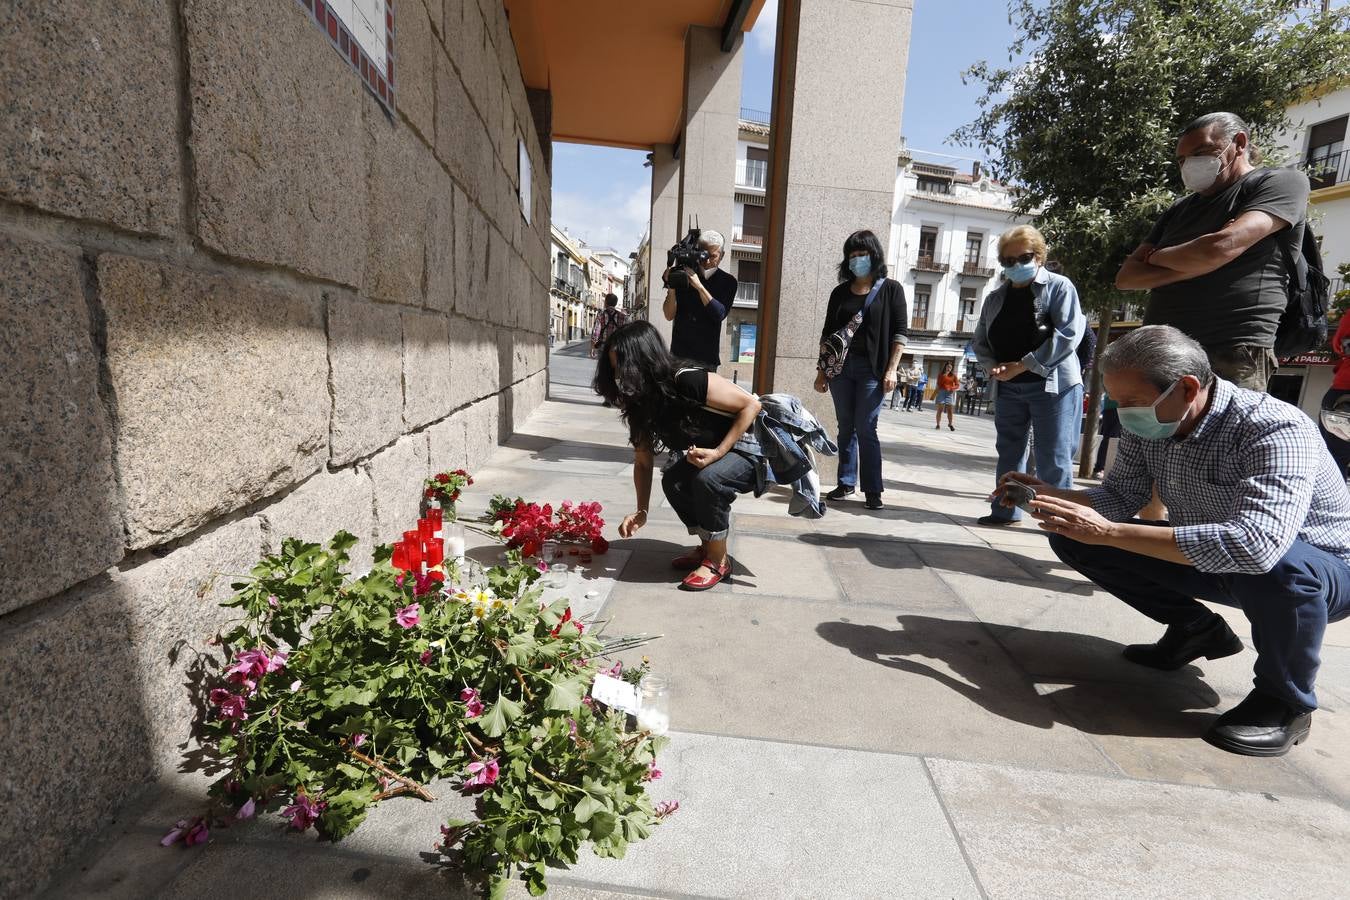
[
  {"left": 702, "top": 264, "right": 718, "bottom": 278},
  {"left": 1180, "top": 146, "right": 1229, "bottom": 193}
]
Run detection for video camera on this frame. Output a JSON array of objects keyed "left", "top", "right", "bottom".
[{"left": 665, "top": 228, "right": 710, "bottom": 290}]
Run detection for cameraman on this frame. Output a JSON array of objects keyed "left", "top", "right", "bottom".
[{"left": 662, "top": 230, "right": 736, "bottom": 370}]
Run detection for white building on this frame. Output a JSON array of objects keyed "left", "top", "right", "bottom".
[
  {"left": 549, "top": 225, "right": 593, "bottom": 344},
  {"left": 588, "top": 247, "right": 632, "bottom": 307},
  {"left": 1273, "top": 82, "right": 1350, "bottom": 419},
  {"left": 887, "top": 149, "right": 1032, "bottom": 386},
  {"left": 725, "top": 109, "right": 771, "bottom": 382}
]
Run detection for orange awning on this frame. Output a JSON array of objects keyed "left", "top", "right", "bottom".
[{"left": 504, "top": 0, "right": 767, "bottom": 150}]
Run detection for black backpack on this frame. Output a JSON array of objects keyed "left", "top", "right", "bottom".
[
  {"left": 1274, "top": 221, "right": 1331, "bottom": 359},
  {"left": 1077, "top": 325, "right": 1097, "bottom": 374}
]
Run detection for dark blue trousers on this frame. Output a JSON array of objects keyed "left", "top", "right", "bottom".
[{"left": 1050, "top": 531, "right": 1350, "bottom": 711}]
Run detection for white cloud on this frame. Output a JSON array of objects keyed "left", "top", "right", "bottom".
[
  {"left": 751, "top": 1, "right": 778, "bottom": 54},
  {"left": 553, "top": 183, "right": 651, "bottom": 254}
]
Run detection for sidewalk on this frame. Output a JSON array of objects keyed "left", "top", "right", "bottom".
[{"left": 53, "top": 350, "right": 1350, "bottom": 899}]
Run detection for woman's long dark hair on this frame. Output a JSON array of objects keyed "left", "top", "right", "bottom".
[
  {"left": 837, "top": 229, "right": 889, "bottom": 283},
  {"left": 592, "top": 321, "right": 702, "bottom": 451}
]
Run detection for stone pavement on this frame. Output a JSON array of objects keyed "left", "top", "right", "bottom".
[{"left": 50, "top": 345, "right": 1350, "bottom": 899}]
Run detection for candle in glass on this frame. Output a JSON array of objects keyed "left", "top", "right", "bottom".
[
  {"left": 444, "top": 523, "right": 466, "bottom": 560},
  {"left": 423, "top": 538, "right": 444, "bottom": 568},
  {"left": 637, "top": 674, "right": 671, "bottom": 735},
  {"left": 403, "top": 531, "right": 424, "bottom": 569},
  {"left": 391, "top": 540, "right": 410, "bottom": 572},
  {"left": 418, "top": 518, "right": 437, "bottom": 543}
]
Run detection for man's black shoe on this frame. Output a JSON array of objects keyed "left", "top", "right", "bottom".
[
  {"left": 1204, "top": 690, "right": 1312, "bottom": 757},
  {"left": 1122, "top": 615, "right": 1243, "bottom": 671},
  {"left": 974, "top": 514, "right": 1017, "bottom": 527},
  {"left": 864, "top": 493, "right": 883, "bottom": 510},
  {"left": 825, "top": 485, "right": 855, "bottom": 501}
]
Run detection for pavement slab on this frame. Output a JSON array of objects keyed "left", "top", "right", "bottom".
[{"left": 927, "top": 757, "right": 1350, "bottom": 900}]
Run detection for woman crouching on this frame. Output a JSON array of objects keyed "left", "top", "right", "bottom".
[{"left": 594, "top": 321, "right": 761, "bottom": 591}]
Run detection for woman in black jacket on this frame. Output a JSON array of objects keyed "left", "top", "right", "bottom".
[{"left": 813, "top": 230, "right": 909, "bottom": 510}]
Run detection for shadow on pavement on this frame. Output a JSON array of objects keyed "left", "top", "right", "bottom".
[{"left": 817, "top": 615, "right": 1222, "bottom": 738}]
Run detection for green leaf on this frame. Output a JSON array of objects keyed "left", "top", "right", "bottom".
[
  {"left": 544, "top": 678, "right": 583, "bottom": 712},
  {"left": 479, "top": 697, "right": 510, "bottom": 738},
  {"left": 572, "top": 794, "right": 604, "bottom": 824}
]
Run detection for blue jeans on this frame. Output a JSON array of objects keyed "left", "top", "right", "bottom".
[
  {"left": 662, "top": 450, "right": 757, "bottom": 542},
  {"left": 1050, "top": 532, "right": 1350, "bottom": 711},
  {"left": 829, "top": 352, "right": 885, "bottom": 494},
  {"left": 989, "top": 378, "right": 1083, "bottom": 521}
]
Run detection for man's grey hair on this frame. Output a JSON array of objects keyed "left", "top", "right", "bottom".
[
  {"left": 1100, "top": 325, "right": 1215, "bottom": 392},
  {"left": 698, "top": 230, "right": 725, "bottom": 252},
  {"left": 1181, "top": 111, "right": 1250, "bottom": 157}
]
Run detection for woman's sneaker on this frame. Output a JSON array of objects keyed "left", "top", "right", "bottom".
[{"left": 826, "top": 485, "right": 855, "bottom": 501}]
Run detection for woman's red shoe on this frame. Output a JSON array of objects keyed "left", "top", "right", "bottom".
[
  {"left": 679, "top": 559, "right": 731, "bottom": 592},
  {"left": 671, "top": 547, "right": 706, "bottom": 571}
]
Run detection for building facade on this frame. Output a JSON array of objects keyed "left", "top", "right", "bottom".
[
  {"left": 550, "top": 225, "right": 593, "bottom": 344},
  {"left": 1274, "top": 83, "right": 1350, "bottom": 420},
  {"left": 723, "top": 110, "right": 771, "bottom": 384}
]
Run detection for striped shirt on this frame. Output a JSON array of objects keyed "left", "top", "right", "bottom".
[{"left": 1086, "top": 379, "right": 1350, "bottom": 574}]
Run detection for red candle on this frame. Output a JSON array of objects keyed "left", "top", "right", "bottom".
[
  {"left": 418, "top": 518, "right": 436, "bottom": 543},
  {"left": 426, "top": 506, "right": 443, "bottom": 525},
  {"left": 391, "top": 540, "right": 410, "bottom": 572},
  {"left": 423, "top": 539, "right": 444, "bottom": 567},
  {"left": 403, "top": 531, "right": 423, "bottom": 566}
]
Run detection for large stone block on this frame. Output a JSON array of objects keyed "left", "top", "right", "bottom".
[
  {"left": 0, "top": 516, "right": 264, "bottom": 898},
  {"left": 462, "top": 395, "right": 501, "bottom": 470},
  {"left": 0, "top": 235, "right": 122, "bottom": 614},
  {"left": 261, "top": 467, "right": 375, "bottom": 575},
  {"left": 99, "top": 256, "right": 328, "bottom": 548},
  {"left": 434, "top": 53, "right": 491, "bottom": 204},
  {"left": 486, "top": 226, "right": 512, "bottom": 326},
  {"left": 364, "top": 116, "right": 438, "bottom": 307},
  {"left": 426, "top": 169, "right": 456, "bottom": 313},
  {"left": 0, "top": 0, "right": 179, "bottom": 235},
  {"left": 453, "top": 185, "right": 491, "bottom": 320},
  {"left": 186, "top": 0, "right": 366, "bottom": 286},
  {"left": 428, "top": 411, "right": 469, "bottom": 473},
  {"left": 449, "top": 316, "right": 499, "bottom": 405},
  {"left": 499, "top": 328, "right": 547, "bottom": 386},
  {"left": 510, "top": 369, "right": 548, "bottom": 425},
  {"left": 395, "top": 0, "right": 437, "bottom": 141},
  {"left": 455, "top": 0, "right": 491, "bottom": 108},
  {"left": 402, "top": 310, "right": 453, "bottom": 428},
  {"left": 370, "top": 433, "right": 430, "bottom": 543},
  {"left": 327, "top": 294, "right": 405, "bottom": 465}
]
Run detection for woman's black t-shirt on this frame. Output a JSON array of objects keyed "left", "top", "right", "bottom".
[
  {"left": 988, "top": 284, "right": 1047, "bottom": 384},
  {"left": 655, "top": 368, "right": 734, "bottom": 450}
]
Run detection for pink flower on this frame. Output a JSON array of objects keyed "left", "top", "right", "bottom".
[
  {"left": 462, "top": 758, "right": 500, "bottom": 789},
  {"left": 236, "top": 797, "right": 257, "bottom": 820},
  {"left": 567, "top": 718, "right": 578, "bottom": 741},
  {"left": 419, "top": 649, "right": 434, "bottom": 666},
  {"left": 396, "top": 573, "right": 405, "bottom": 587},
  {"left": 280, "top": 794, "right": 325, "bottom": 831},
  {"left": 209, "top": 688, "right": 248, "bottom": 721},
  {"left": 647, "top": 762, "right": 663, "bottom": 782},
  {"left": 655, "top": 800, "right": 680, "bottom": 819},
  {"left": 352, "top": 733, "right": 367, "bottom": 748},
  {"left": 267, "top": 594, "right": 279, "bottom": 608},
  {"left": 161, "top": 817, "right": 209, "bottom": 847},
  {"left": 160, "top": 819, "right": 188, "bottom": 847},
  {"left": 289, "top": 679, "right": 302, "bottom": 692},
  {"left": 413, "top": 572, "right": 438, "bottom": 597},
  {"left": 599, "top": 661, "right": 622, "bottom": 678},
  {"left": 395, "top": 603, "right": 420, "bottom": 629},
  {"left": 224, "top": 648, "right": 286, "bottom": 689},
  {"left": 536, "top": 558, "right": 549, "bottom": 573},
  {"left": 460, "top": 688, "right": 484, "bottom": 719}
]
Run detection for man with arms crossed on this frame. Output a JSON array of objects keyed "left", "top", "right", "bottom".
[{"left": 997, "top": 326, "right": 1350, "bottom": 757}]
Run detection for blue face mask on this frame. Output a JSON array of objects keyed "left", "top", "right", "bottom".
[
  {"left": 1004, "top": 261, "right": 1038, "bottom": 284},
  {"left": 1117, "top": 380, "right": 1184, "bottom": 440},
  {"left": 848, "top": 255, "right": 872, "bottom": 278}
]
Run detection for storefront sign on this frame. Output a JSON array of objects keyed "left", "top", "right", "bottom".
[
  {"left": 299, "top": 0, "right": 394, "bottom": 108},
  {"left": 1280, "top": 351, "right": 1336, "bottom": 366},
  {"left": 736, "top": 324, "right": 757, "bottom": 362}
]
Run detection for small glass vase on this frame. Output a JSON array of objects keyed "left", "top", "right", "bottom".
[{"left": 637, "top": 674, "right": 671, "bottom": 735}]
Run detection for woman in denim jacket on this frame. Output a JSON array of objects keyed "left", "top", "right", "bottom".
[{"left": 972, "top": 225, "right": 1086, "bottom": 526}]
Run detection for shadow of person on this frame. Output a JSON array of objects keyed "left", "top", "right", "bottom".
[{"left": 816, "top": 615, "right": 1223, "bottom": 739}]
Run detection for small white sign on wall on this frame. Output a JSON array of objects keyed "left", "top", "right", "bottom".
[{"left": 519, "top": 139, "right": 532, "bottom": 225}]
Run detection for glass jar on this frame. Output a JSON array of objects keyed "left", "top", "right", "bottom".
[
  {"left": 546, "top": 562, "right": 570, "bottom": 589},
  {"left": 637, "top": 674, "right": 671, "bottom": 735}
]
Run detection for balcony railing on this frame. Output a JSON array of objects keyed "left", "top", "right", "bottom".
[
  {"left": 735, "top": 282, "right": 760, "bottom": 305},
  {"left": 959, "top": 261, "right": 996, "bottom": 278},
  {"left": 736, "top": 158, "right": 768, "bottom": 189},
  {"left": 1305, "top": 151, "right": 1350, "bottom": 190},
  {"left": 740, "top": 107, "right": 770, "bottom": 125},
  {"left": 732, "top": 225, "right": 764, "bottom": 247},
  {"left": 911, "top": 252, "right": 949, "bottom": 273}
]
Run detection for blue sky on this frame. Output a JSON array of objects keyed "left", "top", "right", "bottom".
[{"left": 552, "top": 1, "right": 1017, "bottom": 255}]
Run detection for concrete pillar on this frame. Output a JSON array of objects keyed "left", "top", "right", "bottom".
[
  {"left": 678, "top": 25, "right": 742, "bottom": 251},
  {"left": 646, "top": 143, "right": 681, "bottom": 346},
  {"left": 755, "top": 0, "right": 912, "bottom": 448}
]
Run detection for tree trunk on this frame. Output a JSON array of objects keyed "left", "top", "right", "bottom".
[{"left": 1077, "top": 313, "right": 1113, "bottom": 478}]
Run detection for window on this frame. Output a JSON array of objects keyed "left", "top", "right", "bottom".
[
  {"left": 958, "top": 287, "right": 978, "bottom": 331},
  {"left": 916, "top": 176, "right": 951, "bottom": 194},
  {"left": 1307, "top": 115, "right": 1348, "bottom": 189},
  {"left": 913, "top": 285, "right": 931, "bottom": 330},
  {"left": 965, "top": 233, "right": 983, "bottom": 264},
  {"left": 918, "top": 227, "right": 938, "bottom": 260}
]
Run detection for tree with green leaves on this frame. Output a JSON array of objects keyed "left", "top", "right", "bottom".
[{"left": 955, "top": 0, "right": 1350, "bottom": 473}]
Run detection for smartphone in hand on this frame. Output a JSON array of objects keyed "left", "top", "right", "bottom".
[{"left": 1001, "top": 480, "right": 1038, "bottom": 513}]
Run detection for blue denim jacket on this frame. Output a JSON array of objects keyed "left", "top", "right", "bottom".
[{"left": 972, "top": 267, "right": 1086, "bottom": 395}]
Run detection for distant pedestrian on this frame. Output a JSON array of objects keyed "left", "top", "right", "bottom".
[
  {"left": 1092, "top": 392, "right": 1120, "bottom": 479},
  {"left": 590, "top": 293, "right": 627, "bottom": 359},
  {"left": 972, "top": 224, "right": 1086, "bottom": 527},
  {"left": 814, "top": 229, "right": 909, "bottom": 511},
  {"left": 934, "top": 362, "right": 959, "bottom": 431},
  {"left": 907, "top": 370, "right": 928, "bottom": 412},
  {"left": 1319, "top": 312, "right": 1350, "bottom": 477},
  {"left": 889, "top": 364, "right": 910, "bottom": 409}
]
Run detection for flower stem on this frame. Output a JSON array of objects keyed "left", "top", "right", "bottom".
[{"left": 347, "top": 747, "right": 435, "bottom": 802}]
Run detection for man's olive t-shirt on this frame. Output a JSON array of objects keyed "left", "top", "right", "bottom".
[{"left": 1143, "top": 167, "right": 1309, "bottom": 350}]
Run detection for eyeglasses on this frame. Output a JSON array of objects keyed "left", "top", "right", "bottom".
[{"left": 998, "top": 251, "right": 1036, "bottom": 267}]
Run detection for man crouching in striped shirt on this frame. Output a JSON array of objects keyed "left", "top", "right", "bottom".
[{"left": 994, "top": 325, "right": 1350, "bottom": 757}]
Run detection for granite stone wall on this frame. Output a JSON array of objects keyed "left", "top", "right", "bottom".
[{"left": 0, "top": 1, "right": 551, "bottom": 892}]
